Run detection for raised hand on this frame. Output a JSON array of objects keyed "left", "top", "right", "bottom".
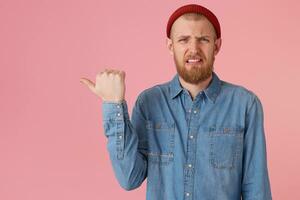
[{"left": 80, "top": 69, "right": 126, "bottom": 103}]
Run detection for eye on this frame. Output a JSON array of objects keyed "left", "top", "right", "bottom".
[
  {"left": 201, "top": 38, "right": 209, "bottom": 42},
  {"left": 178, "top": 38, "right": 187, "bottom": 42}
]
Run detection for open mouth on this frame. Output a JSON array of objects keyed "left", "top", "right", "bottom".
[{"left": 186, "top": 58, "right": 203, "bottom": 64}]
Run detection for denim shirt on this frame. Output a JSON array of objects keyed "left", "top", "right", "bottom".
[{"left": 102, "top": 71, "right": 272, "bottom": 200}]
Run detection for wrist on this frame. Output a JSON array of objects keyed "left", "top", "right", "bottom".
[{"left": 102, "top": 99, "right": 125, "bottom": 104}]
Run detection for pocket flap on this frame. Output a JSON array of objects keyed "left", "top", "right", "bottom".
[
  {"left": 146, "top": 120, "right": 175, "bottom": 130},
  {"left": 209, "top": 125, "right": 244, "bottom": 134}
]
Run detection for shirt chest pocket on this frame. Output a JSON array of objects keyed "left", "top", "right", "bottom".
[
  {"left": 208, "top": 126, "right": 244, "bottom": 169},
  {"left": 145, "top": 120, "right": 175, "bottom": 165}
]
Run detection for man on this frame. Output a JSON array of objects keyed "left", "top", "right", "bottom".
[{"left": 80, "top": 4, "right": 272, "bottom": 200}]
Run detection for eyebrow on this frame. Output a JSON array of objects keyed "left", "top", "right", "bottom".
[{"left": 177, "top": 35, "right": 212, "bottom": 39}]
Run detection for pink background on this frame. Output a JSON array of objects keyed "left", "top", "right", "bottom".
[{"left": 1, "top": 0, "right": 299, "bottom": 199}]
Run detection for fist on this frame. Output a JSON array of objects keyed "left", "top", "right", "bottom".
[{"left": 80, "top": 69, "right": 126, "bottom": 103}]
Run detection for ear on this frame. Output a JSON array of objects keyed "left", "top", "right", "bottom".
[
  {"left": 213, "top": 38, "right": 222, "bottom": 56},
  {"left": 166, "top": 38, "right": 174, "bottom": 56}
]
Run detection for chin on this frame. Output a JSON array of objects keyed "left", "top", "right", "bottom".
[{"left": 185, "top": 62, "right": 203, "bottom": 69}]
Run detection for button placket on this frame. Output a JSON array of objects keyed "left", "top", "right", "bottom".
[
  {"left": 184, "top": 102, "right": 201, "bottom": 200},
  {"left": 116, "top": 103, "right": 123, "bottom": 119},
  {"left": 115, "top": 103, "right": 124, "bottom": 160},
  {"left": 116, "top": 129, "right": 124, "bottom": 160}
]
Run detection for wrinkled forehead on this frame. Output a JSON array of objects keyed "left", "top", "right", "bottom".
[{"left": 170, "top": 14, "right": 217, "bottom": 39}]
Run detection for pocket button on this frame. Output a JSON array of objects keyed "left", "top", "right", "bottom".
[{"left": 155, "top": 123, "right": 161, "bottom": 129}]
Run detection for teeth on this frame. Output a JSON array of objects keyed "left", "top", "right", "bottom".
[{"left": 188, "top": 59, "right": 201, "bottom": 63}]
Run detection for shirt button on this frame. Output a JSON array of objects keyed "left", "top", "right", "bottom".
[
  {"left": 188, "top": 164, "right": 192, "bottom": 168},
  {"left": 188, "top": 109, "right": 191, "bottom": 113},
  {"left": 224, "top": 127, "right": 230, "bottom": 133},
  {"left": 189, "top": 135, "right": 194, "bottom": 139},
  {"left": 119, "top": 135, "right": 122, "bottom": 139},
  {"left": 117, "top": 105, "right": 120, "bottom": 108},
  {"left": 193, "top": 110, "right": 197, "bottom": 114},
  {"left": 117, "top": 113, "right": 121, "bottom": 116},
  {"left": 155, "top": 124, "right": 161, "bottom": 129},
  {"left": 186, "top": 192, "right": 190, "bottom": 197}
]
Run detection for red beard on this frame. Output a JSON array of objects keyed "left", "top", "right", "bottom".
[{"left": 174, "top": 55, "right": 214, "bottom": 84}]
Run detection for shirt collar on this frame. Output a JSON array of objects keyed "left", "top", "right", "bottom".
[{"left": 169, "top": 71, "right": 221, "bottom": 103}]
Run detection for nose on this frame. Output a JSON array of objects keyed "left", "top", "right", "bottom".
[{"left": 188, "top": 39, "right": 199, "bottom": 54}]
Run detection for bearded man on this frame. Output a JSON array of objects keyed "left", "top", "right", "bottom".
[{"left": 80, "top": 4, "right": 272, "bottom": 200}]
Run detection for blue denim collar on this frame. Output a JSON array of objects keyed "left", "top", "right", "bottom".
[{"left": 169, "top": 71, "right": 221, "bottom": 103}]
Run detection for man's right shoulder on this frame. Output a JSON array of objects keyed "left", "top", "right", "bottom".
[{"left": 135, "top": 80, "right": 171, "bottom": 105}]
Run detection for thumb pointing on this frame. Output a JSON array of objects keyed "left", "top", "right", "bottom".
[{"left": 80, "top": 78, "right": 97, "bottom": 94}]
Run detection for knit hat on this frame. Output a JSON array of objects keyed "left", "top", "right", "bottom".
[{"left": 166, "top": 4, "right": 221, "bottom": 39}]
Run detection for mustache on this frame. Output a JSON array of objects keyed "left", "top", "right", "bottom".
[{"left": 185, "top": 54, "right": 205, "bottom": 60}]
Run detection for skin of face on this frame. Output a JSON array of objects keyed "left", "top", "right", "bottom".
[{"left": 167, "top": 15, "right": 222, "bottom": 85}]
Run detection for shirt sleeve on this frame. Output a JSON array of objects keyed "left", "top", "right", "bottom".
[
  {"left": 241, "top": 95, "right": 273, "bottom": 200},
  {"left": 101, "top": 96, "right": 148, "bottom": 191}
]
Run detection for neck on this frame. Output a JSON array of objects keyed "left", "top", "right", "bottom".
[{"left": 178, "top": 73, "right": 213, "bottom": 101}]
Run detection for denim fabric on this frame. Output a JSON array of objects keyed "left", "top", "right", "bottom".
[{"left": 102, "top": 71, "right": 272, "bottom": 200}]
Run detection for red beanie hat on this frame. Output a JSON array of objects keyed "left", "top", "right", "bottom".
[{"left": 166, "top": 4, "right": 221, "bottom": 39}]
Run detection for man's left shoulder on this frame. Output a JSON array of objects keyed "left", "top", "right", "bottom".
[{"left": 220, "top": 80, "right": 260, "bottom": 103}]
